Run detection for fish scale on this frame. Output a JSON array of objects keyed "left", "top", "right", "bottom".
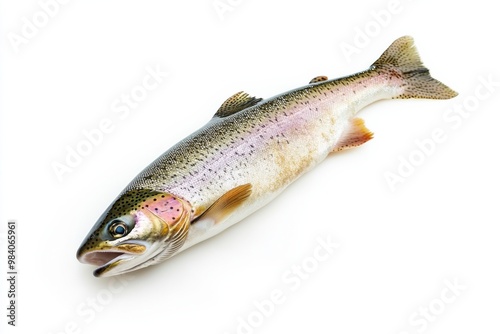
[
  {"left": 134, "top": 90, "right": 335, "bottom": 201},
  {"left": 77, "top": 36, "right": 457, "bottom": 277}
]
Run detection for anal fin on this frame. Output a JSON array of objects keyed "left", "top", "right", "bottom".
[{"left": 331, "top": 118, "right": 373, "bottom": 153}]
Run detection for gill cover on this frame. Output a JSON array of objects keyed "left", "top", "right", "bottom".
[
  {"left": 139, "top": 192, "right": 192, "bottom": 262},
  {"left": 77, "top": 189, "right": 193, "bottom": 276}
]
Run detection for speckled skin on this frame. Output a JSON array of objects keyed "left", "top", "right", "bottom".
[
  {"left": 141, "top": 73, "right": 398, "bottom": 194},
  {"left": 79, "top": 68, "right": 403, "bottom": 258},
  {"left": 125, "top": 68, "right": 404, "bottom": 251},
  {"left": 78, "top": 36, "right": 457, "bottom": 275}
]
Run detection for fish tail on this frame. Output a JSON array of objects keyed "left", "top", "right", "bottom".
[{"left": 373, "top": 36, "right": 458, "bottom": 99}]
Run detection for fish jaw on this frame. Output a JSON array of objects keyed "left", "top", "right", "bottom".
[
  {"left": 77, "top": 208, "right": 163, "bottom": 277},
  {"left": 77, "top": 191, "right": 193, "bottom": 277},
  {"left": 87, "top": 239, "right": 172, "bottom": 277},
  {"left": 78, "top": 242, "right": 148, "bottom": 277}
]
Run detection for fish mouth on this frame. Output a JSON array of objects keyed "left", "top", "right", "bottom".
[
  {"left": 79, "top": 251, "right": 128, "bottom": 267},
  {"left": 78, "top": 243, "right": 147, "bottom": 277}
]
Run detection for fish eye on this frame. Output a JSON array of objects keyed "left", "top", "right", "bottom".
[
  {"left": 103, "top": 214, "right": 135, "bottom": 240},
  {"left": 109, "top": 221, "right": 128, "bottom": 238}
]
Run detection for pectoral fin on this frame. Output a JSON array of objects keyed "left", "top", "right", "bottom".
[
  {"left": 193, "top": 183, "right": 253, "bottom": 225},
  {"left": 331, "top": 117, "right": 373, "bottom": 153}
]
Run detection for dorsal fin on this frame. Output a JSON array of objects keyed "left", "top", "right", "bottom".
[
  {"left": 214, "top": 91, "right": 262, "bottom": 118},
  {"left": 309, "top": 76, "right": 328, "bottom": 84}
]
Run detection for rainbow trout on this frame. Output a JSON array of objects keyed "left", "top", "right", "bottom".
[{"left": 77, "top": 36, "right": 456, "bottom": 277}]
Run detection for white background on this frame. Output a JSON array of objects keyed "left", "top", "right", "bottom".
[{"left": 1, "top": 1, "right": 499, "bottom": 333}]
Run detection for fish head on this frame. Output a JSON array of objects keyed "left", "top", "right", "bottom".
[{"left": 77, "top": 189, "right": 192, "bottom": 277}]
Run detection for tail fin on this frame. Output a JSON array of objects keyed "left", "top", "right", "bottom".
[{"left": 372, "top": 36, "right": 457, "bottom": 99}]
